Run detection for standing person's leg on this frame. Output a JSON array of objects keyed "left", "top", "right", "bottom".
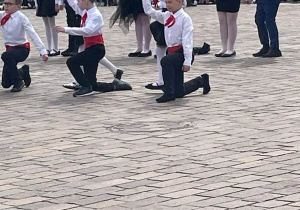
[
  {"left": 48, "top": 17, "right": 60, "bottom": 56},
  {"left": 215, "top": 12, "right": 228, "bottom": 56},
  {"left": 223, "top": 12, "right": 238, "bottom": 55},
  {"left": 139, "top": 14, "right": 152, "bottom": 56},
  {"left": 1, "top": 48, "right": 30, "bottom": 91},
  {"left": 262, "top": 0, "right": 281, "bottom": 57},
  {"left": 253, "top": 2, "right": 270, "bottom": 57},
  {"left": 128, "top": 15, "right": 143, "bottom": 57},
  {"left": 62, "top": 1, "right": 75, "bottom": 55},
  {"left": 42, "top": 17, "right": 52, "bottom": 53}
]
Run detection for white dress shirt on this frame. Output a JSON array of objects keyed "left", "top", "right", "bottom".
[
  {"left": 0, "top": 11, "right": 47, "bottom": 55},
  {"left": 143, "top": 0, "right": 194, "bottom": 66},
  {"left": 64, "top": 0, "right": 103, "bottom": 38}
]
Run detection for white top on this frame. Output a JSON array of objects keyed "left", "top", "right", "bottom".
[
  {"left": 64, "top": 0, "right": 103, "bottom": 38},
  {"left": 0, "top": 11, "right": 47, "bottom": 55},
  {"left": 158, "top": 0, "right": 187, "bottom": 8},
  {"left": 143, "top": 0, "right": 193, "bottom": 66},
  {"left": 158, "top": 0, "right": 167, "bottom": 9}
]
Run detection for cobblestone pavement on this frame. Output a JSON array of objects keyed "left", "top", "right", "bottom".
[{"left": 0, "top": 3, "right": 300, "bottom": 210}]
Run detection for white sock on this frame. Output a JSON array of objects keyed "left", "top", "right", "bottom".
[
  {"left": 99, "top": 57, "right": 117, "bottom": 77},
  {"left": 156, "top": 46, "right": 167, "bottom": 85}
]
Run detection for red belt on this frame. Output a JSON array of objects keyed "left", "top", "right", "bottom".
[
  {"left": 168, "top": 45, "right": 183, "bottom": 55},
  {"left": 5, "top": 42, "right": 30, "bottom": 51},
  {"left": 84, "top": 34, "right": 104, "bottom": 49}
]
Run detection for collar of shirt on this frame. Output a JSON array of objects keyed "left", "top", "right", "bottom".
[
  {"left": 172, "top": 8, "right": 184, "bottom": 17},
  {"left": 85, "top": 6, "right": 98, "bottom": 18}
]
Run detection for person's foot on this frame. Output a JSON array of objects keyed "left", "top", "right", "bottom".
[
  {"left": 215, "top": 49, "right": 226, "bottom": 57},
  {"left": 138, "top": 50, "right": 152, "bottom": 57},
  {"left": 145, "top": 83, "right": 164, "bottom": 90},
  {"left": 221, "top": 51, "right": 236, "bottom": 57},
  {"left": 112, "top": 79, "right": 132, "bottom": 91},
  {"left": 73, "top": 86, "right": 93, "bottom": 97},
  {"left": 48, "top": 49, "right": 60, "bottom": 56},
  {"left": 262, "top": 49, "right": 282, "bottom": 58},
  {"left": 62, "top": 81, "right": 81, "bottom": 90},
  {"left": 21, "top": 65, "right": 31, "bottom": 87},
  {"left": 61, "top": 48, "right": 73, "bottom": 56},
  {"left": 156, "top": 94, "right": 176, "bottom": 103},
  {"left": 115, "top": 69, "right": 123, "bottom": 80},
  {"left": 253, "top": 47, "right": 270, "bottom": 57},
  {"left": 11, "top": 80, "right": 25, "bottom": 92},
  {"left": 128, "top": 51, "right": 142, "bottom": 57},
  {"left": 201, "top": 73, "right": 210, "bottom": 94}
]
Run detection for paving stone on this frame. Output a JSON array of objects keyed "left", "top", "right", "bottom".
[{"left": 1, "top": 3, "right": 300, "bottom": 210}]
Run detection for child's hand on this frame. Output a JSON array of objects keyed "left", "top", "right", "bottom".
[
  {"left": 42, "top": 54, "right": 48, "bottom": 62},
  {"left": 183, "top": 65, "right": 190, "bottom": 72},
  {"left": 55, "top": 26, "right": 65, "bottom": 33}
]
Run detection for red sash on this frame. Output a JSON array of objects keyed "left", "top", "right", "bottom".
[
  {"left": 5, "top": 42, "right": 30, "bottom": 51},
  {"left": 84, "top": 34, "right": 104, "bottom": 49},
  {"left": 168, "top": 45, "right": 183, "bottom": 55}
]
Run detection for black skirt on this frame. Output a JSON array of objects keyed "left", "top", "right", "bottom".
[
  {"left": 36, "top": 0, "right": 57, "bottom": 17},
  {"left": 216, "top": 0, "right": 240, "bottom": 13},
  {"left": 109, "top": 0, "right": 144, "bottom": 34}
]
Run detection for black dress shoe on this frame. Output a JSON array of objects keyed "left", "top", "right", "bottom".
[
  {"left": 145, "top": 83, "right": 164, "bottom": 90},
  {"left": 48, "top": 49, "right": 60, "bottom": 56},
  {"left": 221, "top": 51, "right": 236, "bottom": 57},
  {"left": 193, "top": 42, "right": 210, "bottom": 55},
  {"left": 215, "top": 52, "right": 224, "bottom": 57},
  {"left": 112, "top": 79, "right": 132, "bottom": 91},
  {"left": 253, "top": 47, "right": 270, "bottom": 57},
  {"left": 138, "top": 50, "right": 152, "bottom": 57},
  {"left": 128, "top": 51, "right": 141, "bottom": 57},
  {"left": 262, "top": 49, "right": 282, "bottom": 58},
  {"left": 11, "top": 80, "right": 25, "bottom": 92},
  {"left": 201, "top": 73, "right": 210, "bottom": 94},
  {"left": 61, "top": 48, "right": 73, "bottom": 56},
  {"left": 115, "top": 69, "right": 123, "bottom": 80},
  {"left": 62, "top": 82, "right": 81, "bottom": 90},
  {"left": 21, "top": 65, "right": 31, "bottom": 87},
  {"left": 156, "top": 94, "right": 176, "bottom": 103}
]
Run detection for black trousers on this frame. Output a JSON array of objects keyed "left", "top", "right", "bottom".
[
  {"left": 1, "top": 47, "right": 29, "bottom": 88},
  {"left": 161, "top": 49, "right": 201, "bottom": 98},
  {"left": 66, "top": 44, "right": 105, "bottom": 88},
  {"left": 64, "top": 0, "right": 84, "bottom": 50}
]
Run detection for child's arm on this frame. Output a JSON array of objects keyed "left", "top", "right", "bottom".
[
  {"left": 22, "top": 16, "right": 48, "bottom": 61},
  {"left": 142, "top": 0, "right": 165, "bottom": 24},
  {"left": 66, "top": 0, "right": 85, "bottom": 16},
  {"left": 56, "top": 15, "right": 103, "bottom": 36},
  {"left": 182, "top": 16, "right": 194, "bottom": 70}
]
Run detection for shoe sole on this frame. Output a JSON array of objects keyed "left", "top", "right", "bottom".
[
  {"left": 73, "top": 91, "right": 94, "bottom": 97},
  {"left": 62, "top": 85, "right": 81, "bottom": 90}
]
